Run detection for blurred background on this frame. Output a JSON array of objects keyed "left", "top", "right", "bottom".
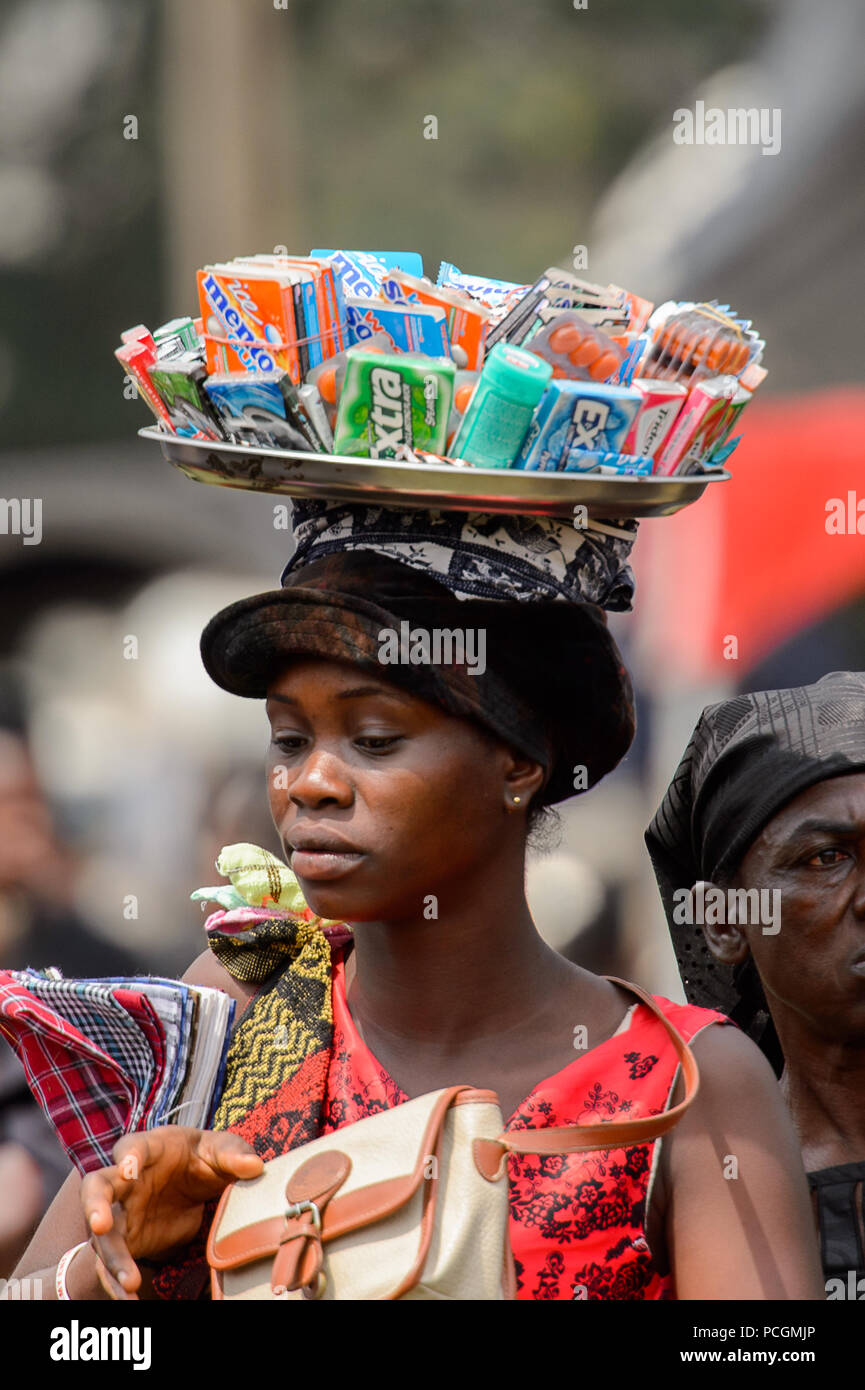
[{"left": 1, "top": 0, "right": 864, "bottom": 1264}]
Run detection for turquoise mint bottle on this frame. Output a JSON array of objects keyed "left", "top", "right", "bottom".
[{"left": 449, "top": 341, "right": 553, "bottom": 468}]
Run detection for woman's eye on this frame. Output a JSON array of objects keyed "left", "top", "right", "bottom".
[
  {"left": 805, "top": 848, "right": 848, "bottom": 867},
  {"left": 271, "top": 735, "right": 305, "bottom": 754},
  {"left": 355, "top": 734, "right": 402, "bottom": 752}
]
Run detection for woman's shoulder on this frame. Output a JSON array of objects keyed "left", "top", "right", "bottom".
[
  {"left": 181, "top": 949, "right": 258, "bottom": 1010},
  {"left": 635, "top": 991, "right": 735, "bottom": 1045}
]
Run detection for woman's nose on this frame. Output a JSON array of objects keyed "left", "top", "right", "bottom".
[{"left": 287, "top": 749, "right": 354, "bottom": 808}]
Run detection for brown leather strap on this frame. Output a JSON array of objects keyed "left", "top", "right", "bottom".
[{"left": 497, "top": 976, "right": 700, "bottom": 1154}]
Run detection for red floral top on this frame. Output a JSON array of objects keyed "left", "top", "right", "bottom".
[{"left": 321, "top": 952, "right": 730, "bottom": 1300}]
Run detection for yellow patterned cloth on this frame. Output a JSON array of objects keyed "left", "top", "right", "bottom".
[
  {"left": 153, "top": 845, "right": 351, "bottom": 1299},
  {"left": 208, "top": 914, "right": 335, "bottom": 1135}
]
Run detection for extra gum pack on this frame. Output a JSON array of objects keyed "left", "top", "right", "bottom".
[{"left": 333, "top": 348, "right": 454, "bottom": 459}]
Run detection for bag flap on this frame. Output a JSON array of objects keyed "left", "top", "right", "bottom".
[{"left": 208, "top": 1084, "right": 477, "bottom": 1272}]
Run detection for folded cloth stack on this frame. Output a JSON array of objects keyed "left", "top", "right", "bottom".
[
  {"left": 0, "top": 969, "right": 235, "bottom": 1175},
  {"left": 0, "top": 844, "right": 336, "bottom": 1176}
]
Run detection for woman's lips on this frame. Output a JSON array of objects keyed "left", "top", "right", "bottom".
[{"left": 289, "top": 848, "right": 366, "bottom": 882}]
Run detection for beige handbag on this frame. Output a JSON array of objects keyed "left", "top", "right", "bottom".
[{"left": 206, "top": 978, "right": 699, "bottom": 1300}]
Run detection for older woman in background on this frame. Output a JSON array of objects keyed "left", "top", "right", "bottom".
[{"left": 647, "top": 671, "right": 865, "bottom": 1297}]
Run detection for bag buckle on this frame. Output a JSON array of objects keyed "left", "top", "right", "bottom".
[
  {"left": 271, "top": 1201, "right": 326, "bottom": 1298},
  {"left": 284, "top": 1199, "right": 322, "bottom": 1233}
]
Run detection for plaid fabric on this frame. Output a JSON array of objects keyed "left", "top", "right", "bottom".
[
  {"left": 107, "top": 979, "right": 190, "bottom": 1125},
  {"left": 0, "top": 974, "right": 136, "bottom": 1173},
  {"left": 112, "top": 988, "right": 167, "bottom": 1129},
  {"left": 0, "top": 971, "right": 216, "bottom": 1173},
  {"left": 17, "top": 974, "right": 154, "bottom": 1106}
]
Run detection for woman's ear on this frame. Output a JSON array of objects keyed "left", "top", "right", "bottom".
[
  {"left": 502, "top": 755, "right": 546, "bottom": 813},
  {"left": 690, "top": 880, "right": 751, "bottom": 965}
]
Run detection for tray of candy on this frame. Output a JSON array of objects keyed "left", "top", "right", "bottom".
[{"left": 140, "top": 427, "right": 729, "bottom": 520}]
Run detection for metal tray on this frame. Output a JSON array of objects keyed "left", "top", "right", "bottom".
[{"left": 140, "top": 427, "right": 729, "bottom": 520}]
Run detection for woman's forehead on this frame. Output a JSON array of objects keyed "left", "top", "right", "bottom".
[
  {"left": 756, "top": 770, "right": 865, "bottom": 847},
  {"left": 265, "top": 657, "right": 424, "bottom": 709}
]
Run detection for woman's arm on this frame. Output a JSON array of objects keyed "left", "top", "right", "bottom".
[
  {"left": 10, "top": 950, "right": 258, "bottom": 1299},
  {"left": 9, "top": 1168, "right": 106, "bottom": 1299},
  {"left": 664, "top": 1024, "right": 823, "bottom": 1299}
]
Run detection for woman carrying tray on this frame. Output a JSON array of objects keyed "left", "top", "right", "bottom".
[{"left": 13, "top": 506, "right": 824, "bottom": 1300}]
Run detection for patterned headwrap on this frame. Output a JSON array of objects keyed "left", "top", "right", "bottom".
[
  {"left": 645, "top": 671, "right": 865, "bottom": 1061},
  {"left": 284, "top": 500, "right": 639, "bottom": 610}
]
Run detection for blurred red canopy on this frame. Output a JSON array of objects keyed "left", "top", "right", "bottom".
[{"left": 633, "top": 389, "right": 865, "bottom": 683}]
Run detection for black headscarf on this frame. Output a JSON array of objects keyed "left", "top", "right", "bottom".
[
  {"left": 645, "top": 671, "right": 865, "bottom": 1065},
  {"left": 201, "top": 549, "right": 636, "bottom": 806}
]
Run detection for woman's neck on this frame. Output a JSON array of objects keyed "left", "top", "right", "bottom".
[
  {"left": 776, "top": 1017, "right": 865, "bottom": 1169},
  {"left": 345, "top": 867, "right": 576, "bottom": 1051}
]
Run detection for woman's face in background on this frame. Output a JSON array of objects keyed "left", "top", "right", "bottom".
[
  {"left": 735, "top": 771, "right": 865, "bottom": 1043},
  {"left": 264, "top": 656, "right": 541, "bottom": 924}
]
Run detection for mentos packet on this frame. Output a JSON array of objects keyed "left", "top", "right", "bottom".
[
  {"left": 333, "top": 349, "right": 454, "bottom": 459},
  {"left": 314, "top": 250, "right": 390, "bottom": 300},
  {"left": 203, "top": 371, "right": 318, "bottom": 451},
  {"left": 312, "top": 249, "right": 424, "bottom": 281},
  {"left": 621, "top": 379, "right": 687, "bottom": 458},
  {"left": 149, "top": 356, "right": 224, "bottom": 440},
  {"left": 234, "top": 257, "right": 320, "bottom": 372},
  {"left": 243, "top": 255, "right": 346, "bottom": 363},
  {"left": 197, "top": 264, "right": 303, "bottom": 382},
  {"left": 381, "top": 270, "right": 491, "bottom": 370},
  {"left": 516, "top": 381, "right": 641, "bottom": 471},
  {"left": 345, "top": 296, "right": 450, "bottom": 356},
  {"left": 563, "top": 449, "right": 653, "bottom": 476}
]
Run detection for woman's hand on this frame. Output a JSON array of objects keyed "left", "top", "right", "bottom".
[{"left": 80, "top": 1127, "right": 263, "bottom": 1300}]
